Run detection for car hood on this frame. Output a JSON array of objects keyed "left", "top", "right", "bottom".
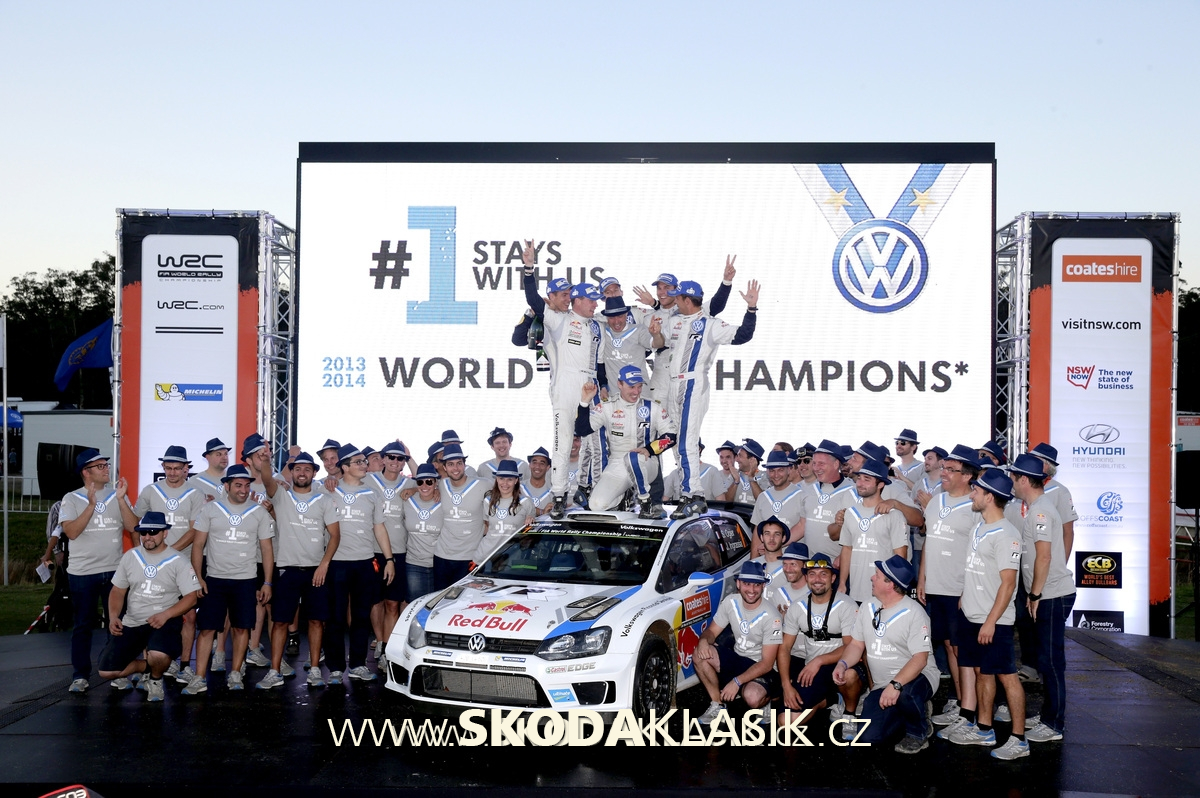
[{"left": 420, "top": 579, "right": 641, "bottom": 640}]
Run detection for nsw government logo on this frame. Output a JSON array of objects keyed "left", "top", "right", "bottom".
[{"left": 794, "top": 163, "right": 970, "bottom": 314}]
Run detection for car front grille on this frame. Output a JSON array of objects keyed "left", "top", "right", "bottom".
[
  {"left": 414, "top": 666, "right": 547, "bottom": 708},
  {"left": 425, "top": 631, "right": 542, "bottom": 655}
]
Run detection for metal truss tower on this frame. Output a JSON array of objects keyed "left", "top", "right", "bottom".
[
  {"left": 258, "top": 213, "right": 296, "bottom": 470},
  {"left": 994, "top": 214, "right": 1031, "bottom": 454}
]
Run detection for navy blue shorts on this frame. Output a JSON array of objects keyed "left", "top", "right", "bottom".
[
  {"left": 99, "top": 616, "right": 183, "bottom": 670},
  {"left": 788, "top": 660, "right": 865, "bottom": 708},
  {"left": 955, "top": 611, "right": 1017, "bottom": 675},
  {"left": 927, "top": 593, "right": 962, "bottom": 645},
  {"left": 272, "top": 566, "right": 331, "bottom": 622},
  {"left": 716, "top": 645, "right": 780, "bottom": 693},
  {"left": 198, "top": 576, "right": 257, "bottom": 631},
  {"left": 375, "top": 553, "right": 407, "bottom": 603}
]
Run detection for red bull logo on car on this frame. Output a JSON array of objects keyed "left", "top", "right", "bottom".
[
  {"left": 448, "top": 613, "right": 529, "bottom": 632},
  {"left": 464, "top": 600, "right": 535, "bottom": 616}
]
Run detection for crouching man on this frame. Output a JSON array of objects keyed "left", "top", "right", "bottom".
[
  {"left": 833, "top": 555, "right": 940, "bottom": 753},
  {"left": 98, "top": 512, "right": 200, "bottom": 702},
  {"left": 693, "top": 561, "right": 782, "bottom": 724}
]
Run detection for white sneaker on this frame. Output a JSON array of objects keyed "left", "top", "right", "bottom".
[
  {"left": 211, "top": 651, "right": 226, "bottom": 672},
  {"left": 181, "top": 674, "right": 207, "bottom": 695},
  {"left": 829, "top": 695, "right": 846, "bottom": 722},
  {"left": 68, "top": 678, "right": 89, "bottom": 693},
  {"left": 166, "top": 660, "right": 180, "bottom": 679},
  {"left": 307, "top": 668, "right": 326, "bottom": 688},
  {"left": 1017, "top": 665, "right": 1041, "bottom": 683},
  {"left": 327, "top": 670, "right": 343, "bottom": 685},
  {"left": 348, "top": 665, "right": 377, "bottom": 681},
  {"left": 949, "top": 723, "right": 996, "bottom": 746},
  {"left": 175, "top": 665, "right": 197, "bottom": 685},
  {"left": 932, "top": 698, "right": 961, "bottom": 725},
  {"left": 378, "top": 653, "right": 388, "bottom": 672},
  {"left": 280, "top": 660, "right": 296, "bottom": 677},
  {"left": 145, "top": 678, "right": 165, "bottom": 702},
  {"left": 110, "top": 677, "right": 132, "bottom": 691},
  {"left": 1025, "top": 714, "right": 1040, "bottom": 727},
  {"left": 373, "top": 640, "right": 384, "bottom": 659},
  {"left": 245, "top": 645, "right": 270, "bottom": 668},
  {"left": 994, "top": 704, "right": 1011, "bottom": 722},
  {"left": 1025, "top": 722, "right": 1063, "bottom": 742},
  {"left": 841, "top": 717, "right": 864, "bottom": 742},
  {"left": 698, "top": 701, "right": 725, "bottom": 725},
  {"left": 991, "top": 735, "right": 1031, "bottom": 760},
  {"left": 256, "top": 669, "right": 285, "bottom": 690},
  {"left": 937, "top": 715, "right": 970, "bottom": 740},
  {"left": 227, "top": 670, "right": 244, "bottom": 691}
]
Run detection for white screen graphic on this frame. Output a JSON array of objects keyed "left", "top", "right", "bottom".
[{"left": 296, "top": 161, "right": 993, "bottom": 464}]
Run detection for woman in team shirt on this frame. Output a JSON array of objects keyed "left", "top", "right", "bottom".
[
  {"left": 401, "top": 464, "right": 444, "bottom": 600},
  {"left": 475, "top": 460, "right": 535, "bottom": 564}
]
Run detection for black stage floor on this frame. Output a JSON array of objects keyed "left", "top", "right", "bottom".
[{"left": 2, "top": 628, "right": 1198, "bottom": 798}]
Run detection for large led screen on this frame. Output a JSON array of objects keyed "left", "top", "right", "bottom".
[{"left": 296, "top": 144, "right": 995, "bottom": 464}]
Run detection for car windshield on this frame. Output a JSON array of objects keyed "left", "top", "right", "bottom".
[{"left": 478, "top": 524, "right": 665, "bottom": 586}]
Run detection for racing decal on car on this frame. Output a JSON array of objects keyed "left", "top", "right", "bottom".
[
  {"left": 448, "top": 613, "right": 530, "bottom": 632},
  {"left": 549, "top": 688, "right": 577, "bottom": 704},
  {"left": 462, "top": 600, "right": 536, "bottom": 616},
  {"left": 682, "top": 591, "right": 712, "bottom": 624}
]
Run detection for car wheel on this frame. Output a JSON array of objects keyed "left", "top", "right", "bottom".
[{"left": 632, "top": 635, "right": 674, "bottom": 719}]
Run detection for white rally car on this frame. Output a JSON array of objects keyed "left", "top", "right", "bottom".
[{"left": 384, "top": 507, "right": 753, "bottom": 718}]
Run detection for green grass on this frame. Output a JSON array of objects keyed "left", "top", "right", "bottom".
[
  {"left": 2, "top": 511, "right": 54, "bottom": 584},
  {"left": 1176, "top": 579, "right": 1196, "bottom": 641},
  {"left": 0, "top": 584, "right": 55, "bottom": 635}
]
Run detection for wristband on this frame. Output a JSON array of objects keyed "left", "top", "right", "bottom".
[
  {"left": 733, "top": 677, "right": 742, "bottom": 687},
  {"left": 1029, "top": 593, "right": 1042, "bottom": 602},
  {"left": 837, "top": 659, "right": 848, "bottom": 670},
  {"left": 747, "top": 306, "right": 758, "bottom": 312},
  {"left": 263, "top": 581, "right": 272, "bottom": 587}
]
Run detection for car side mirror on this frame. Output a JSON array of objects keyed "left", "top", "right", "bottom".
[{"left": 687, "top": 572, "right": 715, "bottom": 588}]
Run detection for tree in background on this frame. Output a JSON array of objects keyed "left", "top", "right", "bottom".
[
  {"left": 1179, "top": 276, "right": 1200, "bottom": 413},
  {"left": 0, "top": 255, "right": 115, "bottom": 408}
]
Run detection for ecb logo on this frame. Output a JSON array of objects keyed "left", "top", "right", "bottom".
[{"left": 833, "top": 219, "right": 928, "bottom": 313}]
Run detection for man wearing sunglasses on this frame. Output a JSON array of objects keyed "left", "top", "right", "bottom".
[
  {"left": 61, "top": 449, "right": 136, "bottom": 693},
  {"left": 98, "top": 512, "right": 200, "bottom": 702},
  {"left": 779, "top": 551, "right": 861, "bottom": 732},
  {"left": 834, "top": 555, "right": 940, "bottom": 754},
  {"left": 251, "top": 450, "right": 341, "bottom": 689},
  {"left": 791, "top": 444, "right": 817, "bottom": 488},
  {"left": 919, "top": 444, "right": 983, "bottom": 733},
  {"left": 325, "top": 444, "right": 397, "bottom": 684},
  {"left": 132, "top": 445, "right": 206, "bottom": 685},
  {"left": 367, "top": 441, "right": 415, "bottom": 664}
]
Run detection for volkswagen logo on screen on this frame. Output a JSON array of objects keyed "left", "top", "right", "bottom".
[
  {"left": 832, "top": 219, "right": 929, "bottom": 313},
  {"left": 467, "top": 633, "right": 487, "bottom": 653},
  {"left": 1079, "top": 423, "right": 1120, "bottom": 444}
]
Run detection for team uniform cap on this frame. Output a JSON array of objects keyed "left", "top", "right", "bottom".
[
  {"left": 876, "top": 554, "right": 917, "bottom": 592},
  {"left": 763, "top": 450, "right": 792, "bottom": 470},
  {"left": 855, "top": 458, "right": 892, "bottom": 485},
  {"left": 736, "top": 561, "right": 770, "bottom": 584},
  {"left": 618, "top": 365, "right": 645, "bottom": 385},
  {"left": 441, "top": 444, "right": 466, "bottom": 462},
  {"left": 570, "top": 283, "right": 602, "bottom": 301},
  {"left": 814, "top": 439, "right": 844, "bottom": 462},
  {"left": 222, "top": 464, "right": 253, "bottom": 483},
  {"left": 158, "top": 445, "right": 191, "bottom": 464},
  {"left": 895, "top": 429, "right": 919, "bottom": 444},
  {"left": 488, "top": 427, "right": 514, "bottom": 445},
  {"left": 492, "top": 460, "right": 522, "bottom": 479},
  {"left": 667, "top": 280, "right": 703, "bottom": 298},
  {"left": 135, "top": 511, "right": 171, "bottom": 532},
  {"left": 651, "top": 273, "right": 678, "bottom": 287},
  {"left": 203, "top": 438, "right": 232, "bottom": 455},
  {"left": 75, "top": 448, "right": 109, "bottom": 473},
  {"left": 755, "top": 515, "right": 792, "bottom": 543},
  {"left": 971, "top": 469, "right": 1014, "bottom": 500},
  {"left": 1030, "top": 442, "right": 1059, "bottom": 466},
  {"left": 1008, "top": 453, "right": 1046, "bottom": 479},
  {"left": 946, "top": 444, "right": 981, "bottom": 466}
]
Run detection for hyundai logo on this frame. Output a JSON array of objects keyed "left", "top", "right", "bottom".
[
  {"left": 1079, "top": 423, "right": 1120, "bottom": 444},
  {"left": 467, "top": 633, "right": 487, "bottom": 653}
]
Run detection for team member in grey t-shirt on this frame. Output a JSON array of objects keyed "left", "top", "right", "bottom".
[
  {"left": 252, "top": 450, "right": 341, "bottom": 689},
  {"left": 133, "top": 444, "right": 207, "bottom": 681},
  {"left": 942, "top": 469, "right": 1029, "bottom": 759},
  {"left": 326, "top": 444, "right": 396, "bottom": 684},
  {"left": 693, "top": 561, "right": 783, "bottom": 724},
  {"left": 1009, "top": 454, "right": 1075, "bottom": 744},
  {"left": 401, "top": 463, "right": 444, "bottom": 600},
  {"left": 98, "top": 512, "right": 199, "bottom": 702},
  {"left": 185, "top": 464, "right": 275, "bottom": 694},
  {"left": 366, "top": 441, "right": 415, "bottom": 664},
  {"left": 802, "top": 440, "right": 858, "bottom": 562},
  {"left": 835, "top": 555, "right": 940, "bottom": 754},
  {"left": 432, "top": 444, "right": 493, "bottom": 588},
  {"left": 60, "top": 448, "right": 137, "bottom": 693}
]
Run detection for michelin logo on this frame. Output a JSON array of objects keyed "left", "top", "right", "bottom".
[{"left": 155, "top": 383, "right": 224, "bottom": 402}]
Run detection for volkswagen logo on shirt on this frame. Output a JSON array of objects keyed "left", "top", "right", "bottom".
[{"left": 468, "top": 633, "right": 487, "bottom": 653}]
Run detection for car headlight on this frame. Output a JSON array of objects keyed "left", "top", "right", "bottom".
[
  {"left": 536, "top": 627, "right": 610, "bottom": 660},
  {"left": 406, "top": 619, "right": 426, "bottom": 649}
]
